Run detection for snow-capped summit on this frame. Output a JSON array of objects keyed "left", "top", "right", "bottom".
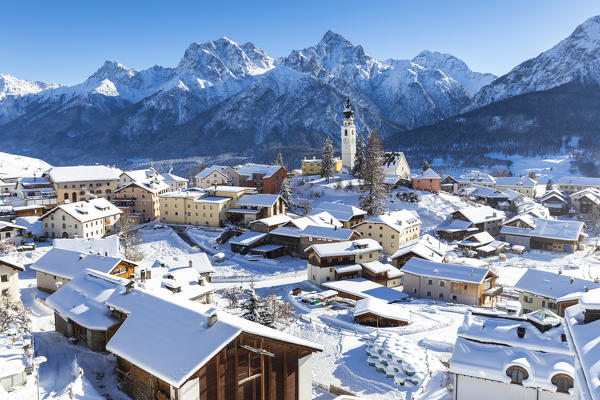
[
  {"left": 467, "top": 14, "right": 600, "bottom": 110},
  {"left": 0, "top": 74, "right": 58, "bottom": 100},
  {"left": 412, "top": 50, "right": 496, "bottom": 96},
  {"left": 280, "top": 30, "right": 389, "bottom": 83},
  {"left": 177, "top": 37, "right": 274, "bottom": 81}
]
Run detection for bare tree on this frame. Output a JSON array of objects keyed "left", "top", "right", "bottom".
[
  {"left": 119, "top": 210, "right": 143, "bottom": 261},
  {"left": 0, "top": 294, "right": 31, "bottom": 335}
]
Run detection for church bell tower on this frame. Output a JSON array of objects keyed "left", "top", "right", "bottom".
[{"left": 341, "top": 96, "right": 356, "bottom": 171}]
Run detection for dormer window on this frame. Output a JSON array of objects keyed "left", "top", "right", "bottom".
[{"left": 506, "top": 366, "right": 528, "bottom": 385}]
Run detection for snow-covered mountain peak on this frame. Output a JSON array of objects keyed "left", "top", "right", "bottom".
[
  {"left": 0, "top": 74, "right": 59, "bottom": 100},
  {"left": 412, "top": 50, "right": 496, "bottom": 96},
  {"left": 177, "top": 37, "right": 274, "bottom": 80},
  {"left": 468, "top": 14, "right": 600, "bottom": 110},
  {"left": 89, "top": 61, "right": 137, "bottom": 83}
]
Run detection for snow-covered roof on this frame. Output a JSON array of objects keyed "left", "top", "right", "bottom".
[
  {"left": 52, "top": 235, "right": 120, "bottom": 257},
  {"left": 500, "top": 218, "right": 584, "bottom": 241},
  {"left": 458, "top": 184, "right": 508, "bottom": 200},
  {"left": 0, "top": 221, "right": 27, "bottom": 231},
  {"left": 322, "top": 278, "right": 408, "bottom": 302},
  {"left": 357, "top": 210, "right": 420, "bottom": 233},
  {"left": 564, "top": 291, "right": 600, "bottom": 400},
  {"left": 0, "top": 256, "right": 24, "bottom": 271},
  {"left": 248, "top": 214, "right": 292, "bottom": 227},
  {"left": 45, "top": 269, "right": 126, "bottom": 330},
  {"left": 391, "top": 234, "right": 447, "bottom": 261},
  {"left": 570, "top": 187, "right": 600, "bottom": 202},
  {"left": 558, "top": 176, "right": 600, "bottom": 187},
  {"left": 194, "top": 165, "right": 231, "bottom": 180},
  {"left": 237, "top": 163, "right": 285, "bottom": 179},
  {"left": 300, "top": 225, "right": 357, "bottom": 241},
  {"left": 160, "top": 172, "right": 187, "bottom": 183},
  {"left": 382, "top": 152, "right": 407, "bottom": 175},
  {"left": 502, "top": 188, "right": 525, "bottom": 201},
  {"left": 18, "top": 176, "right": 52, "bottom": 186},
  {"left": 31, "top": 248, "right": 124, "bottom": 280},
  {"left": 120, "top": 168, "right": 160, "bottom": 183},
  {"left": 513, "top": 269, "right": 600, "bottom": 300},
  {"left": 414, "top": 168, "right": 441, "bottom": 180},
  {"left": 334, "top": 264, "right": 363, "bottom": 274},
  {"left": 229, "top": 231, "right": 267, "bottom": 246},
  {"left": 540, "top": 188, "right": 568, "bottom": 203},
  {"left": 436, "top": 218, "right": 475, "bottom": 233},
  {"left": 460, "top": 231, "right": 494, "bottom": 247},
  {"left": 269, "top": 226, "right": 303, "bottom": 238},
  {"left": 457, "top": 170, "right": 496, "bottom": 185},
  {"left": 401, "top": 258, "right": 493, "bottom": 284},
  {"left": 236, "top": 194, "right": 280, "bottom": 208},
  {"left": 41, "top": 198, "right": 122, "bottom": 223},
  {"left": 354, "top": 298, "right": 410, "bottom": 322},
  {"left": 312, "top": 201, "right": 367, "bottom": 222},
  {"left": 161, "top": 253, "right": 215, "bottom": 275},
  {"left": 290, "top": 211, "right": 342, "bottom": 230},
  {"left": 454, "top": 205, "right": 505, "bottom": 224},
  {"left": 305, "top": 239, "right": 382, "bottom": 258},
  {"left": 495, "top": 176, "right": 537, "bottom": 188},
  {"left": 114, "top": 179, "right": 170, "bottom": 195},
  {"left": 159, "top": 189, "right": 206, "bottom": 199},
  {"left": 105, "top": 289, "right": 321, "bottom": 388},
  {"left": 450, "top": 310, "right": 573, "bottom": 393},
  {"left": 45, "top": 165, "right": 122, "bottom": 183},
  {"left": 361, "top": 261, "right": 402, "bottom": 278},
  {"left": 193, "top": 196, "right": 231, "bottom": 204}
]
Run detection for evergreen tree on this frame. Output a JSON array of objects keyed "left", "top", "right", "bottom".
[
  {"left": 359, "top": 131, "right": 388, "bottom": 216},
  {"left": 242, "top": 281, "right": 261, "bottom": 322},
  {"left": 320, "top": 137, "right": 335, "bottom": 183},
  {"left": 353, "top": 134, "right": 366, "bottom": 178},
  {"left": 546, "top": 178, "right": 553, "bottom": 191},
  {"left": 279, "top": 178, "right": 293, "bottom": 207},
  {"left": 422, "top": 160, "right": 430, "bottom": 172},
  {"left": 274, "top": 152, "right": 284, "bottom": 167},
  {"left": 528, "top": 171, "right": 537, "bottom": 180}
]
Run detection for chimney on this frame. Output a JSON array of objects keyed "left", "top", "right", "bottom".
[
  {"left": 585, "top": 286, "right": 589, "bottom": 292},
  {"left": 129, "top": 274, "right": 135, "bottom": 281},
  {"left": 198, "top": 277, "right": 205, "bottom": 286},
  {"left": 207, "top": 306, "right": 218, "bottom": 327},
  {"left": 146, "top": 269, "right": 152, "bottom": 280},
  {"left": 517, "top": 327, "right": 526, "bottom": 338},
  {"left": 125, "top": 281, "right": 135, "bottom": 294},
  {"left": 189, "top": 259, "right": 193, "bottom": 268},
  {"left": 558, "top": 270, "right": 563, "bottom": 275},
  {"left": 140, "top": 269, "right": 146, "bottom": 283},
  {"left": 570, "top": 277, "right": 575, "bottom": 284}
]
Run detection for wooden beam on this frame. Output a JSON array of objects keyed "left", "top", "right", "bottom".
[
  {"left": 261, "top": 338, "right": 265, "bottom": 400},
  {"left": 216, "top": 350, "right": 221, "bottom": 400},
  {"left": 235, "top": 339, "right": 239, "bottom": 400},
  {"left": 238, "top": 373, "right": 262, "bottom": 386},
  {"left": 283, "top": 343, "right": 287, "bottom": 400}
]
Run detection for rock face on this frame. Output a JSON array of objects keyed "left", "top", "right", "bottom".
[{"left": 467, "top": 15, "right": 600, "bottom": 111}]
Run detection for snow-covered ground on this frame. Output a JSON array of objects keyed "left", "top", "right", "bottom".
[
  {"left": 5, "top": 167, "right": 600, "bottom": 400},
  {"left": 0, "top": 152, "right": 51, "bottom": 179}
]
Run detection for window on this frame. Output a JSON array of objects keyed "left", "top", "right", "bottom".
[
  {"left": 551, "top": 374, "right": 573, "bottom": 394},
  {"left": 439, "top": 293, "right": 444, "bottom": 299},
  {"left": 427, "top": 279, "right": 433, "bottom": 285},
  {"left": 452, "top": 295, "right": 457, "bottom": 300},
  {"left": 0, "top": 274, "right": 7, "bottom": 282},
  {"left": 426, "top": 291, "right": 432, "bottom": 296},
  {"left": 506, "top": 366, "right": 528, "bottom": 385},
  {"left": 413, "top": 289, "right": 417, "bottom": 294},
  {"left": 439, "top": 281, "right": 445, "bottom": 287}
]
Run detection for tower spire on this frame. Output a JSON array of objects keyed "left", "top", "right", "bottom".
[{"left": 343, "top": 95, "right": 354, "bottom": 119}]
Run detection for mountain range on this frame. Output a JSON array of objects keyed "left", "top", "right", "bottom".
[{"left": 1, "top": 15, "right": 600, "bottom": 170}]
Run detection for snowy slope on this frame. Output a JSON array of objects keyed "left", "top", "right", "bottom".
[
  {"left": 0, "top": 152, "right": 52, "bottom": 178},
  {"left": 468, "top": 15, "right": 600, "bottom": 110}
]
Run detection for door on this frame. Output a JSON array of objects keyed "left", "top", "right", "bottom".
[{"left": 179, "top": 378, "right": 199, "bottom": 400}]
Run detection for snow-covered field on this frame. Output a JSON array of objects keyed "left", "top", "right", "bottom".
[{"left": 0, "top": 152, "right": 51, "bottom": 179}]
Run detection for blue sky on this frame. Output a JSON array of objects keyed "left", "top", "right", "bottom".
[{"left": 2, "top": 1, "right": 600, "bottom": 85}]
